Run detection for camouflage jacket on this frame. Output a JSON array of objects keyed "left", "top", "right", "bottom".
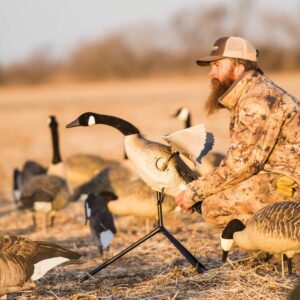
[{"left": 188, "top": 70, "right": 300, "bottom": 201}]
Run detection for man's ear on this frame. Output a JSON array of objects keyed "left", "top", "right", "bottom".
[{"left": 234, "top": 63, "right": 245, "bottom": 79}]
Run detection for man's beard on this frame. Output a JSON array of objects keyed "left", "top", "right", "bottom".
[{"left": 205, "top": 76, "right": 235, "bottom": 116}]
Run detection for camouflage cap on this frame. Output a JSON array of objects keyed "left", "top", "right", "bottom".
[{"left": 196, "top": 36, "right": 258, "bottom": 66}]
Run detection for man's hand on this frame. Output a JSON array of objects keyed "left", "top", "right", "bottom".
[{"left": 175, "top": 189, "right": 195, "bottom": 213}]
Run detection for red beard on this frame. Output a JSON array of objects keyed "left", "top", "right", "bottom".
[{"left": 205, "top": 77, "right": 235, "bottom": 115}]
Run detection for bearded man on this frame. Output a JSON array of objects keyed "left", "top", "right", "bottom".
[{"left": 175, "top": 36, "right": 300, "bottom": 228}]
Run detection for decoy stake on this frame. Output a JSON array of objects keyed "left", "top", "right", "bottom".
[{"left": 80, "top": 191, "right": 206, "bottom": 282}]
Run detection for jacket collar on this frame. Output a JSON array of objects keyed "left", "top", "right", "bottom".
[{"left": 218, "top": 70, "right": 256, "bottom": 110}]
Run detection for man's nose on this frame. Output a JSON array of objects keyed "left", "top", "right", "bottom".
[{"left": 208, "top": 68, "right": 216, "bottom": 77}]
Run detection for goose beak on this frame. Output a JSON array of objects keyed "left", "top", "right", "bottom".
[
  {"left": 222, "top": 250, "right": 228, "bottom": 262},
  {"left": 66, "top": 119, "right": 80, "bottom": 128}
]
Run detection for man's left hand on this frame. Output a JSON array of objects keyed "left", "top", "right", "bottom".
[{"left": 175, "top": 189, "right": 195, "bottom": 213}]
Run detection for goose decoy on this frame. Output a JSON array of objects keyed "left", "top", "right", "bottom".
[
  {"left": 220, "top": 201, "right": 300, "bottom": 276},
  {"left": 65, "top": 153, "right": 118, "bottom": 188},
  {"left": 13, "top": 161, "right": 47, "bottom": 205},
  {"left": 74, "top": 164, "right": 176, "bottom": 218},
  {"left": 66, "top": 112, "right": 198, "bottom": 198},
  {"left": 172, "top": 107, "right": 225, "bottom": 174},
  {"left": 19, "top": 116, "right": 70, "bottom": 229},
  {"left": 0, "top": 235, "right": 81, "bottom": 296},
  {"left": 84, "top": 192, "right": 118, "bottom": 256}
]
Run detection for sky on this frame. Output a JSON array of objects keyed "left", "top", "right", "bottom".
[{"left": 0, "top": 0, "right": 299, "bottom": 66}]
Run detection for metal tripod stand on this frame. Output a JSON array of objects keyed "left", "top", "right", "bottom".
[{"left": 81, "top": 191, "right": 206, "bottom": 281}]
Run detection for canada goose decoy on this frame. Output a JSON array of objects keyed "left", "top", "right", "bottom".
[
  {"left": 220, "top": 201, "right": 300, "bottom": 276},
  {"left": 172, "top": 107, "right": 225, "bottom": 174},
  {"left": 65, "top": 153, "right": 118, "bottom": 188},
  {"left": 66, "top": 112, "right": 198, "bottom": 198},
  {"left": 19, "top": 116, "right": 70, "bottom": 229},
  {"left": 13, "top": 161, "right": 47, "bottom": 205},
  {"left": 84, "top": 192, "right": 118, "bottom": 256},
  {"left": 67, "top": 114, "right": 208, "bottom": 279},
  {"left": 72, "top": 159, "right": 177, "bottom": 218},
  {"left": 0, "top": 235, "right": 81, "bottom": 296}
]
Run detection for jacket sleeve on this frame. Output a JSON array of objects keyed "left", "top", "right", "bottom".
[{"left": 188, "top": 97, "right": 284, "bottom": 201}]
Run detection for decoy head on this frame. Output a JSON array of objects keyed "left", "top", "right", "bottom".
[
  {"left": 84, "top": 192, "right": 118, "bottom": 225},
  {"left": 66, "top": 112, "right": 96, "bottom": 128},
  {"left": 84, "top": 193, "right": 95, "bottom": 225},
  {"left": 48, "top": 115, "right": 58, "bottom": 128},
  {"left": 99, "top": 191, "right": 118, "bottom": 202},
  {"left": 172, "top": 107, "right": 190, "bottom": 121},
  {"left": 220, "top": 219, "right": 246, "bottom": 262}
]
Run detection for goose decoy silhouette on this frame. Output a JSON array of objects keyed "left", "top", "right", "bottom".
[
  {"left": 84, "top": 192, "right": 118, "bottom": 256},
  {"left": 74, "top": 165, "right": 176, "bottom": 218},
  {"left": 65, "top": 153, "right": 118, "bottom": 188},
  {"left": 19, "top": 116, "right": 70, "bottom": 229},
  {"left": 0, "top": 235, "right": 81, "bottom": 296},
  {"left": 220, "top": 201, "right": 300, "bottom": 276},
  {"left": 66, "top": 112, "right": 198, "bottom": 199}
]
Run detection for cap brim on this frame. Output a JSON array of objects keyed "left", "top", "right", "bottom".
[{"left": 196, "top": 55, "right": 224, "bottom": 66}]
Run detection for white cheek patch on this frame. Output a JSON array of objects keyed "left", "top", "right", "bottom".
[
  {"left": 178, "top": 108, "right": 189, "bottom": 121},
  {"left": 32, "top": 257, "right": 69, "bottom": 281},
  {"left": 88, "top": 116, "right": 96, "bottom": 126},
  {"left": 79, "top": 194, "right": 88, "bottom": 203},
  {"left": 85, "top": 202, "right": 92, "bottom": 218},
  {"left": 220, "top": 237, "right": 234, "bottom": 251},
  {"left": 100, "top": 230, "right": 114, "bottom": 249}
]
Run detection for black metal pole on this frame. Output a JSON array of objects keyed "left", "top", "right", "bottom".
[
  {"left": 81, "top": 226, "right": 161, "bottom": 282},
  {"left": 160, "top": 226, "right": 205, "bottom": 273}
]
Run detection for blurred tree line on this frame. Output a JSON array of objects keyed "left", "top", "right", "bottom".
[{"left": 1, "top": 2, "right": 300, "bottom": 84}]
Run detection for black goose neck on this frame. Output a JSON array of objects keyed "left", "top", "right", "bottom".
[
  {"left": 221, "top": 219, "right": 245, "bottom": 239},
  {"left": 94, "top": 114, "right": 140, "bottom": 136},
  {"left": 50, "top": 122, "right": 62, "bottom": 164},
  {"left": 185, "top": 115, "right": 191, "bottom": 128}
]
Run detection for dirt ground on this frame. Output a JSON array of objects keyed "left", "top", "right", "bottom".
[{"left": 0, "top": 73, "right": 299, "bottom": 299}]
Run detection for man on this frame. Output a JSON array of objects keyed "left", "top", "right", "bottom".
[{"left": 175, "top": 36, "right": 300, "bottom": 228}]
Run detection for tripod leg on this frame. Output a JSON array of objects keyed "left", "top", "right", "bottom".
[
  {"left": 81, "top": 226, "right": 161, "bottom": 282},
  {"left": 160, "top": 226, "right": 206, "bottom": 273}
]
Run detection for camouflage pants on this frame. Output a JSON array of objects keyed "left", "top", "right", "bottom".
[{"left": 201, "top": 172, "right": 300, "bottom": 229}]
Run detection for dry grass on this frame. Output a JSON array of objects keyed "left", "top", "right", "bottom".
[{"left": 0, "top": 73, "right": 300, "bottom": 299}]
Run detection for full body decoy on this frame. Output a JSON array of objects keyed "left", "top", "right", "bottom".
[
  {"left": 0, "top": 235, "right": 81, "bottom": 297},
  {"left": 84, "top": 192, "right": 118, "bottom": 255},
  {"left": 19, "top": 116, "right": 70, "bottom": 229},
  {"left": 220, "top": 201, "right": 300, "bottom": 276}
]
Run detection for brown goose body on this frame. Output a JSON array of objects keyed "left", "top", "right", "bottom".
[
  {"left": 65, "top": 153, "right": 118, "bottom": 187},
  {"left": 124, "top": 134, "right": 197, "bottom": 197},
  {"left": 74, "top": 161, "right": 176, "bottom": 218},
  {"left": 0, "top": 236, "right": 80, "bottom": 294},
  {"left": 236, "top": 202, "right": 300, "bottom": 255},
  {"left": 221, "top": 202, "right": 300, "bottom": 275}
]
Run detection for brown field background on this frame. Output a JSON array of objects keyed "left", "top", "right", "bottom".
[{"left": 0, "top": 72, "right": 300, "bottom": 299}]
